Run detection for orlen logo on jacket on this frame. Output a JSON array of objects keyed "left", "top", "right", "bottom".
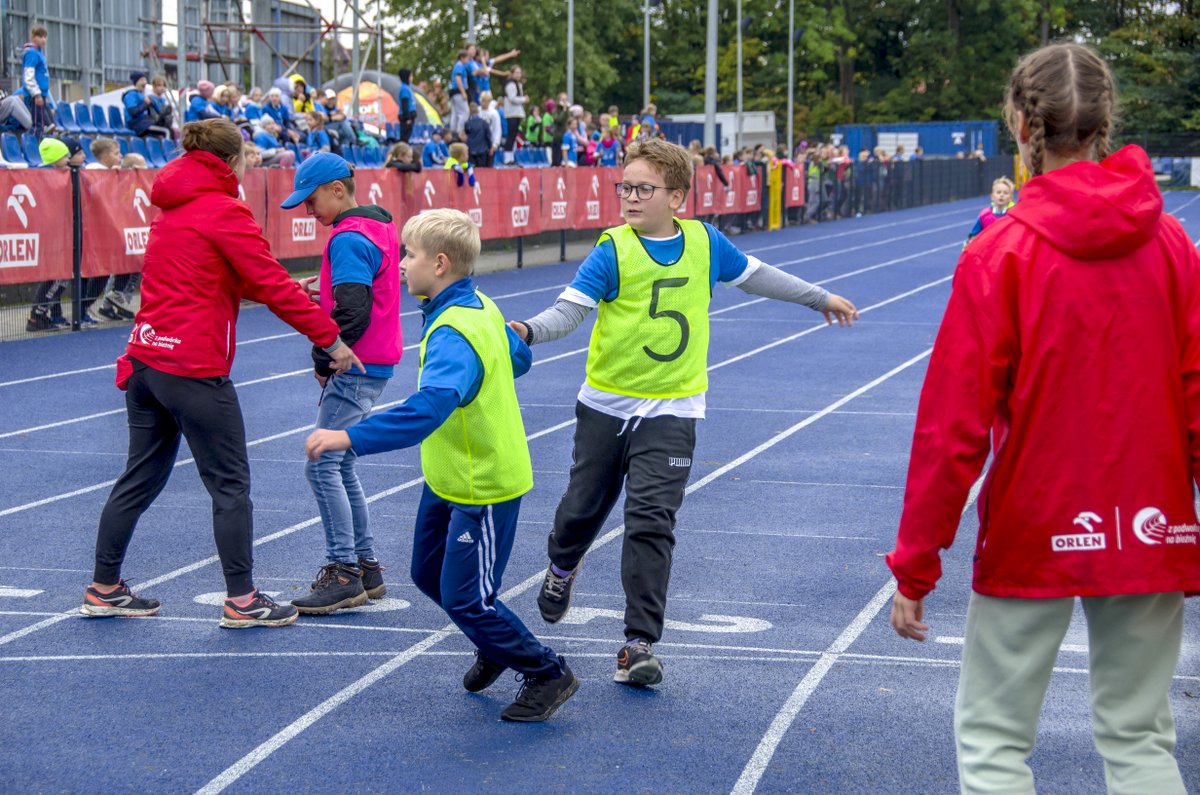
[
  {"left": 1050, "top": 511, "right": 1106, "bottom": 553},
  {"left": 292, "top": 217, "right": 316, "bottom": 241},
  {"left": 123, "top": 188, "right": 152, "bottom": 255},
  {"left": 1, "top": 184, "right": 39, "bottom": 269},
  {"left": 511, "top": 177, "right": 530, "bottom": 228}
]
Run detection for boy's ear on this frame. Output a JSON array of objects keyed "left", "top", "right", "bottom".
[
  {"left": 669, "top": 188, "right": 686, "bottom": 211},
  {"left": 435, "top": 252, "right": 451, "bottom": 275}
]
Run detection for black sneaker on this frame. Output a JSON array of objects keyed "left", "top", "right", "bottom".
[
  {"left": 95, "top": 301, "right": 123, "bottom": 321},
  {"left": 614, "top": 639, "right": 663, "bottom": 686},
  {"left": 26, "top": 312, "right": 55, "bottom": 332},
  {"left": 537, "top": 559, "right": 581, "bottom": 623},
  {"left": 80, "top": 580, "right": 161, "bottom": 618},
  {"left": 358, "top": 558, "right": 387, "bottom": 599},
  {"left": 220, "top": 590, "right": 299, "bottom": 628},
  {"left": 500, "top": 658, "right": 579, "bottom": 722},
  {"left": 463, "top": 650, "right": 507, "bottom": 693},
  {"left": 291, "top": 562, "right": 367, "bottom": 615}
]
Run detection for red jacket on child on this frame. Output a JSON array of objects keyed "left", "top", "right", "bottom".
[
  {"left": 126, "top": 150, "right": 338, "bottom": 378},
  {"left": 888, "top": 145, "right": 1200, "bottom": 600}
]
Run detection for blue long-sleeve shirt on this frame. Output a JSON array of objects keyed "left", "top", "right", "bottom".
[
  {"left": 422, "top": 140, "right": 449, "bottom": 168},
  {"left": 185, "top": 95, "right": 220, "bottom": 123},
  {"left": 21, "top": 43, "right": 48, "bottom": 98},
  {"left": 347, "top": 277, "right": 532, "bottom": 456},
  {"left": 124, "top": 89, "right": 151, "bottom": 133}
]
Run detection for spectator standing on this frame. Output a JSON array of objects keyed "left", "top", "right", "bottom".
[
  {"left": 501, "top": 66, "right": 527, "bottom": 159},
  {"left": 449, "top": 50, "right": 472, "bottom": 137},
  {"left": 397, "top": 69, "right": 417, "bottom": 143},
  {"left": 560, "top": 117, "right": 580, "bottom": 168},
  {"left": 444, "top": 141, "right": 475, "bottom": 187},
  {"left": 596, "top": 125, "right": 623, "bottom": 167},
  {"left": 17, "top": 26, "right": 50, "bottom": 139},
  {"left": 80, "top": 118, "right": 362, "bottom": 628},
  {"left": 464, "top": 103, "right": 492, "bottom": 168},
  {"left": 26, "top": 137, "right": 86, "bottom": 332},
  {"left": 479, "top": 92, "right": 502, "bottom": 165}
]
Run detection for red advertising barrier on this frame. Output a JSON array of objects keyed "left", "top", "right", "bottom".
[
  {"left": 80, "top": 170, "right": 158, "bottom": 277},
  {"left": 785, "top": 163, "right": 805, "bottom": 208},
  {"left": 0, "top": 169, "right": 72, "bottom": 284},
  {"left": 2, "top": 163, "right": 793, "bottom": 286}
]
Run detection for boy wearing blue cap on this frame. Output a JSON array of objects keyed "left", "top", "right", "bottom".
[{"left": 281, "top": 153, "right": 403, "bottom": 614}]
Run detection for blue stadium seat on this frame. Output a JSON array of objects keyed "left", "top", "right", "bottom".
[
  {"left": 108, "top": 105, "right": 130, "bottom": 134},
  {"left": 161, "top": 138, "right": 180, "bottom": 160},
  {"left": 21, "top": 134, "right": 44, "bottom": 166},
  {"left": 129, "top": 136, "right": 149, "bottom": 161},
  {"left": 79, "top": 136, "right": 97, "bottom": 165},
  {"left": 91, "top": 104, "right": 117, "bottom": 135},
  {"left": 74, "top": 102, "right": 98, "bottom": 134},
  {"left": 287, "top": 142, "right": 303, "bottom": 163},
  {"left": 117, "top": 137, "right": 130, "bottom": 157},
  {"left": 145, "top": 137, "right": 168, "bottom": 168},
  {"left": 1, "top": 133, "right": 29, "bottom": 166},
  {"left": 56, "top": 103, "right": 82, "bottom": 134}
]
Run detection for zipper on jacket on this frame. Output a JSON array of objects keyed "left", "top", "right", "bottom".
[{"left": 225, "top": 321, "right": 231, "bottom": 360}]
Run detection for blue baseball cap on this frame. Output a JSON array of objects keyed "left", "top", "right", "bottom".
[{"left": 280, "top": 152, "right": 353, "bottom": 209}]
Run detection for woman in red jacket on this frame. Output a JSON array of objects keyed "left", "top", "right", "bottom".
[
  {"left": 888, "top": 44, "right": 1199, "bottom": 793},
  {"left": 80, "top": 118, "right": 363, "bottom": 629}
]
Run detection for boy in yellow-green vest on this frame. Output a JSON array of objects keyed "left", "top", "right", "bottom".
[
  {"left": 509, "top": 139, "right": 858, "bottom": 686},
  {"left": 305, "top": 209, "right": 578, "bottom": 722}
]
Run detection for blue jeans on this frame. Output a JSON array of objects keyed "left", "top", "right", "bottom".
[{"left": 306, "top": 372, "right": 388, "bottom": 564}]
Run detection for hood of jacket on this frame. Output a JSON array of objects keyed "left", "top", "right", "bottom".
[
  {"left": 1006, "top": 145, "right": 1163, "bottom": 260},
  {"left": 150, "top": 149, "right": 239, "bottom": 210}
]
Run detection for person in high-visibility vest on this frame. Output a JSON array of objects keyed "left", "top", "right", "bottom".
[
  {"left": 305, "top": 209, "right": 579, "bottom": 723},
  {"left": 509, "top": 140, "right": 858, "bottom": 687}
]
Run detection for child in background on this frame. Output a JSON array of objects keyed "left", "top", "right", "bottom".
[
  {"left": 964, "top": 176, "right": 1015, "bottom": 247},
  {"left": 305, "top": 209, "right": 579, "bottom": 722},
  {"left": 120, "top": 153, "right": 147, "bottom": 169},
  {"left": 508, "top": 140, "right": 857, "bottom": 686},
  {"left": 421, "top": 128, "right": 449, "bottom": 168},
  {"left": 384, "top": 142, "right": 422, "bottom": 172},
  {"left": 306, "top": 111, "right": 332, "bottom": 154},
  {"left": 596, "top": 125, "right": 622, "bottom": 167},
  {"left": 463, "top": 102, "right": 492, "bottom": 168},
  {"left": 281, "top": 153, "right": 402, "bottom": 615},
  {"left": 888, "top": 42, "right": 1200, "bottom": 794},
  {"left": 86, "top": 138, "right": 121, "bottom": 170},
  {"left": 560, "top": 117, "right": 579, "bottom": 168},
  {"left": 444, "top": 141, "right": 475, "bottom": 187},
  {"left": 26, "top": 137, "right": 86, "bottom": 332}
]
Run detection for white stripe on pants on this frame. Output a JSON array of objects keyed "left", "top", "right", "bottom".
[{"left": 954, "top": 591, "right": 1186, "bottom": 795}]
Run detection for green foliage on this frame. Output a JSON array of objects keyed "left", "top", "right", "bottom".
[{"left": 383, "top": 0, "right": 1200, "bottom": 140}]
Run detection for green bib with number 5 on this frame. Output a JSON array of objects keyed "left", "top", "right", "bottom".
[{"left": 585, "top": 219, "right": 711, "bottom": 399}]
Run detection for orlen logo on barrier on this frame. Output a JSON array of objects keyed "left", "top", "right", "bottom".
[
  {"left": 724, "top": 172, "right": 737, "bottom": 208},
  {"left": 701, "top": 172, "right": 714, "bottom": 210},
  {"left": 551, "top": 175, "right": 568, "bottom": 220},
  {"left": 418, "top": 179, "right": 437, "bottom": 214},
  {"left": 1, "top": 184, "right": 39, "bottom": 269},
  {"left": 746, "top": 174, "right": 758, "bottom": 206},
  {"left": 292, "top": 218, "right": 316, "bottom": 241},
  {"left": 123, "top": 188, "right": 151, "bottom": 255},
  {"left": 586, "top": 174, "right": 600, "bottom": 220},
  {"left": 790, "top": 170, "right": 801, "bottom": 203},
  {"left": 469, "top": 183, "right": 484, "bottom": 227},
  {"left": 511, "top": 177, "right": 530, "bottom": 228}
]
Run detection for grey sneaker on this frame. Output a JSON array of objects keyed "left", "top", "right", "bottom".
[
  {"left": 536, "top": 559, "right": 581, "bottom": 624},
  {"left": 614, "top": 639, "right": 663, "bottom": 686}
]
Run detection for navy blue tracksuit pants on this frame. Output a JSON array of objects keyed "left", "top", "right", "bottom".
[{"left": 411, "top": 485, "right": 561, "bottom": 678}]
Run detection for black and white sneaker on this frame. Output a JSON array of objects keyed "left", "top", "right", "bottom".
[
  {"left": 80, "top": 580, "right": 161, "bottom": 618},
  {"left": 500, "top": 658, "right": 579, "bottom": 722},
  {"left": 463, "top": 650, "right": 507, "bottom": 693},
  {"left": 614, "top": 639, "right": 663, "bottom": 686},
  {"left": 291, "top": 562, "right": 367, "bottom": 615},
  {"left": 536, "top": 559, "right": 581, "bottom": 623},
  {"left": 220, "top": 590, "right": 298, "bottom": 628},
  {"left": 358, "top": 558, "right": 387, "bottom": 599}
]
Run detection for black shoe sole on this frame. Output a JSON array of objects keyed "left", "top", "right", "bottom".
[
  {"left": 463, "top": 664, "right": 508, "bottom": 693},
  {"left": 292, "top": 591, "right": 368, "bottom": 615},
  {"left": 500, "top": 675, "right": 580, "bottom": 722}
]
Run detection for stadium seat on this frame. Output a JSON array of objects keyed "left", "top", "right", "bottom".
[
  {"left": 287, "top": 142, "right": 303, "bottom": 163},
  {"left": 0, "top": 133, "right": 29, "bottom": 168},
  {"left": 107, "top": 105, "right": 130, "bottom": 135},
  {"left": 161, "top": 138, "right": 180, "bottom": 160},
  {"left": 21, "top": 133, "right": 44, "bottom": 166},
  {"left": 91, "top": 104, "right": 116, "bottom": 135},
  {"left": 117, "top": 137, "right": 130, "bottom": 157},
  {"left": 145, "top": 137, "right": 168, "bottom": 168},
  {"left": 129, "top": 136, "right": 149, "bottom": 161},
  {"left": 56, "top": 103, "right": 82, "bottom": 134},
  {"left": 79, "top": 136, "right": 96, "bottom": 165},
  {"left": 73, "top": 102, "right": 98, "bottom": 134}
]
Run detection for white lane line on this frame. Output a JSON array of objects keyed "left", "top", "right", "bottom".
[
  {"left": 730, "top": 476, "right": 985, "bottom": 795},
  {"left": 0, "top": 364, "right": 117, "bottom": 387},
  {"left": 743, "top": 207, "right": 970, "bottom": 254},
  {"left": 934, "top": 636, "right": 1089, "bottom": 654},
  {"left": 741, "top": 479, "right": 904, "bottom": 490},
  {"left": 0, "top": 409, "right": 125, "bottom": 440},
  {"left": 0, "top": 587, "right": 42, "bottom": 598},
  {"left": 1166, "top": 192, "right": 1200, "bottom": 217},
  {"left": 691, "top": 529, "right": 876, "bottom": 541},
  {"left": 194, "top": 348, "right": 938, "bottom": 794}
]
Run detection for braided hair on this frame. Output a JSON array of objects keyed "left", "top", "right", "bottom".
[{"left": 1004, "top": 43, "right": 1117, "bottom": 176}]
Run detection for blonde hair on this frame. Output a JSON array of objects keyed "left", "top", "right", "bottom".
[
  {"left": 624, "top": 139, "right": 692, "bottom": 197},
  {"left": 90, "top": 138, "right": 120, "bottom": 159},
  {"left": 120, "top": 153, "right": 147, "bottom": 169},
  {"left": 992, "top": 176, "right": 1015, "bottom": 192},
  {"left": 448, "top": 141, "right": 469, "bottom": 162},
  {"left": 385, "top": 142, "right": 413, "bottom": 167},
  {"left": 182, "top": 117, "right": 244, "bottom": 164},
  {"left": 402, "top": 209, "right": 480, "bottom": 277},
  {"left": 1005, "top": 42, "right": 1117, "bottom": 176}
]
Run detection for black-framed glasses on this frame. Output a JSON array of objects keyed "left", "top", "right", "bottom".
[{"left": 615, "top": 182, "right": 671, "bottom": 200}]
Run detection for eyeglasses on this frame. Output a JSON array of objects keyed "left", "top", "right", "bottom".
[{"left": 614, "top": 182, "right": 671, "bottom": 200}]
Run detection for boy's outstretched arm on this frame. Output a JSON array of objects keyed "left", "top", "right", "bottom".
[
  {"left": 736, "top": 263, "right": 858, "bottom": 326},
  {"left": 507, "top": 240, "right": 616, "bottom": 345}
]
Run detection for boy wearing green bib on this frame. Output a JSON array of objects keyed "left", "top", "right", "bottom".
[
  {"left": 306, "top": 209, "right": 578, "bottom": 722},
  {"left": 510, "top": 140, "right": 857, "bottom": 686}
]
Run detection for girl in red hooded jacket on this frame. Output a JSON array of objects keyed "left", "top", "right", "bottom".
[
  {"left": 80, "top": 118, "right": 363, "bottom": 629},
  {"left": 888, "top": 43, "right": 1200, "bottom": 794}
]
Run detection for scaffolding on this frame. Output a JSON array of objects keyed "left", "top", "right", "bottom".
[{"left": 2, "top": 0, "right": 385, "bottom": 103}]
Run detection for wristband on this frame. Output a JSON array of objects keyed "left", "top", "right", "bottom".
[
  {"left": 519, "top": 322, "right": 534, "bottom": 345},
  {"left": 322, "top": 336, "right": 343, "bottom": 354}
]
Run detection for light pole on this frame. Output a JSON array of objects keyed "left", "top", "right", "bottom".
[
  {"left": 737, "top": 1, "right": 750, "bottom": 152},
  {"left": 704, "top": 0, "right": 717, "bottom": 149},
  {"left": 567, "top": 0, "right": 574, "bottom": 103},
  {"left": 643, "top": 0, "right": 661, "bottom": 111},
  {"left": 787, "top": 0, "right": 794, "bottom": 157},
  {"left": 467, "top": 0, "right": 476, "bottom": 44}
]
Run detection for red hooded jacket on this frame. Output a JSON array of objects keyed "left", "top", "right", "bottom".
[
  {"left": 126, "top": 150, "right": 338, "bottom": 378},
  {"left": 888, "top": 146, "right": 1200, "bottom": 600}
]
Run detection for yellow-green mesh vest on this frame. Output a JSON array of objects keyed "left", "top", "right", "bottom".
[
  {"left": 419, "top": 292, "right": 533, "bottom": 505},
  {"left": 585, "top": 219, "right": 711, "bottom": 399}
]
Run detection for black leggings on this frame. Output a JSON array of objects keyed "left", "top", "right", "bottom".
[{"left": 93, "top": 359, "right": 256, "bottom": 596}]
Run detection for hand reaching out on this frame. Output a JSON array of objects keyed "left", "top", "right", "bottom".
[{"left": 822, "top": 293, "right": 859, "bottom": 327}]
